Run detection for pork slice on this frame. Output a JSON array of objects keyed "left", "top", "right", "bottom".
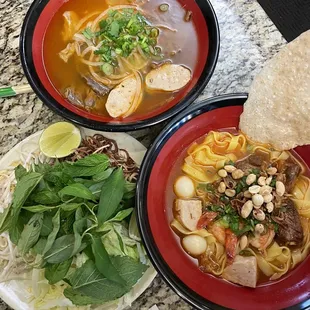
[
  {"left": 174, "top": 199, "right": 202, "bottom": 231},
  {"left": 83, "top": 75, "right": 110, "bottom": 96},
  {"left": 284, "top": 163, "right": 302, "bottom": 192},
  {"left": 222, "top": 255, "right": 258, "bottom": 288},
  {"left": 235, "top": 154, "right": 266, "bottom": 174},
  {"left": 106, "top": 77, "right": 138, "bottom": 118},
  {"left": 145, "top": 64, "right": 191, "bottom": 92},
  {"left": 273, "top": 199, "right": 304, "bottom": 246}
]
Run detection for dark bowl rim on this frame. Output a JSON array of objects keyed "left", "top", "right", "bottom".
[
  {"left": 19, "top": 0, "right": 220, "bottom": 132},
  {"left": 136, "top": 93, "right": 310, "bottom": 310}
]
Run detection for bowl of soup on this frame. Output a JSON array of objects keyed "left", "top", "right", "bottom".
[
  {"left": 20, "top": 0, "right": 219, "bottom": 131},
  {"left": 136, "top": 94, "right": 310, "bottom": 309}
]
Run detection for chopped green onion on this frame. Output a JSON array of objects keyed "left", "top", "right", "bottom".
[
  {"left": 115, "top": 48, "right": 123, "bottom": 55},
  {"left": 150, "top": 28, "right": 159, "bottom": 38},
  {"left": 159, "top": 4, "right": 169, "bottom": 12},
  {"left": 101, "top": 63, "right": 114, "bottom": 76},
  {"left": 82, "top": 27, "right": 94, "bottom": 40}
]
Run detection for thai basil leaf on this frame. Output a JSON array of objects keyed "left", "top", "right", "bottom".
[
  {"left": 33, "top": 238, "right": 47, "bottom": 255},
  {"left": 9, "top": 217, "right": 24, "bottom": 245},
  {"left": 59, "top": 184, "right": 96, "bottom": 201},
  {"left": 66, "top": 260, "right": 127, "bottom": 301},
  {"left": 45, "top": 258, "right": 73, "bottom": 285},
  {"left": 31, "top": 190, "right": 61, "bottom": 205},
  {"left": 93, "top": 168, "right": 114, "bottom": 182},
  {"left": 104, "top": 208, "right": 133, "bottom": 223},
  {"left": 0, "top": 208, "right": 12, "bottom": 235},
  {"left": 0, "top": 172, "right": 43, "bottom": 233},
  {"left": 14, "top": 165, "right": 27, "bottom": 181},
  {"left": 64, "top": 163, "right": 109, "bottom": 178},
  {"left": 40, "top": 214, "right": 53, "bottom": 236},
  {"left": 74, "top": 154, "right": 109, "bottom": 167},
  {"left": 43, "top": 210, "right": 60, "bottom": 255},
  {"left": 44, "top": 235, "right": 76, "bottom": 264},
  {"left": 23, "top": 203, "right": 83, "bottom": 213},
  {"left": 71, "top": 208, "right": 87, "bottom": 257},
  {"left": 98, "top": 168, "right": 125, "bottom": 224},
  {"left": 17, "top": 213, "right": 43, "bottom": 255},
  {"left": 91, "top": 236, "right": 126, "bottom": 285}
]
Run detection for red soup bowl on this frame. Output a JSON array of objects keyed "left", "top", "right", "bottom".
[
  {"left": 20, "top": 0, "right": 219, "bottom": 132},
  {"left": 136, "top": 94, "right": 310, "bottom": 310}
]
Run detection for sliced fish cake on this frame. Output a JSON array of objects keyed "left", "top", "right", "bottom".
[
  {"left": 146, "top": 64, "right": 191, "bottom": 92},
  {"left": 106, "top": 76, "right": 139, "bottom": 118}
]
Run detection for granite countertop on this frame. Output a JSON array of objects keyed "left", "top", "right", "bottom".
[{"left": 0, "top": 0, "right": 285, "bottom": 309}]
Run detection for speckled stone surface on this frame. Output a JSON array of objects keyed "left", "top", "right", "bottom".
[{"left": 0, "top": 0, "right": 285, "bottom": 309}]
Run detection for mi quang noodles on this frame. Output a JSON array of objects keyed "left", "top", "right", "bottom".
[
  {"left": 170, "top": 130, "right": 310, "bottom": 288},
  {"left": 44, "top": 0, "right": 199, "bottom": 118}
]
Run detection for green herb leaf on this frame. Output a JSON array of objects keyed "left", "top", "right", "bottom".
[
  {"left": 63, "top": 288, "right": 105, "bottom": 306},
  {"left": 98, "top": 168, "right": 125, "bottom": 224},
  {"left": 1, "top": 172, "right": 43, "bottom": 233},
  {"left": 91, "top": 236, "right": 126, "bottom": 285},
  {"left": 33, "top": 238, "right": 47, "bottom": 255},
  {"left": 64, "top": 163, "right": 108, "bottom": 178},
  {"left": 74, "top": 154, "right": 109, "bottom": 167},
  {"left": 14, "top": 165, "right": 27, "bottom": 181},
  {"left": 66, "top": 260, "right": 127, "bottom": 301},
  {"left": 40, "top": 214, "right": 53, "bottom": 236},
  {"left": 31, "top": 190, "right": 61, "bottom": 205},
  {"left": 17, "top": 213, "right": 43, "bottom": 255},
  {"left": 44, "top": 235, "right": 76, "bottom": 264},
  {"left": 45, "top": 258, "right": 73, "bottom": 285},
  {"left": 105, "top": 208, "right": 133, "bottom": 223},
  {"left": 110, "top": 255, "right": 147, "bottom": 287},
  {"left": 71, "top": 208, "right": 87, "bottom": 257},
  {"left": 59, "top": 184, "right": 96, "bottom": 201},
  {"left": 93, "top": 168, "right": 114, "bottom": 182},
  {"left": 43, "top": 210, "right": 60, "bottom": 255}
]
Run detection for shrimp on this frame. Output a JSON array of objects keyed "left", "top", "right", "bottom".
[
  {"left": 249, "top": 228, "right": 275, "bottom": 251},
  {"left": 197, "top": 211, "right": 218, "bottom": 229},
  {"left": 225, "top": 229, "right": 238, "bottom": 264},
  {"left": 209, "top": 223, "right": 226, "bottom": 245}
]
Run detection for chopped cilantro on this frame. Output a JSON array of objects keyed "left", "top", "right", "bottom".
[
  {"left": 270, "top": 177, "right": 276, "bottom": 187},
  {"left": 249, "top": 168, "right": 261, "bottom": 177}
]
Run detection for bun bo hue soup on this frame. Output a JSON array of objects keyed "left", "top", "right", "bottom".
[
  {"left": 43, "top": 0, "right": 201, "bottom": 119},
  {"left": 170, "top": 130, "right": 310, "bottom": 288}
]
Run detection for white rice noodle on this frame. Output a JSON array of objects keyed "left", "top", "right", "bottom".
[
  {"left": 153, "top": 24, "right": 177, "bottom": 32},
  {"left": 75, "top": 11, "right": 101, "bottom": 31},
  {"left": 73, "top": 33, "right": 94, "bottom": 47},
  {"left": 81, "top": 59, "right": 105, "bottom": 66}
]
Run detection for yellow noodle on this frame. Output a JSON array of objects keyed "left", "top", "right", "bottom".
[
  {"left": 182, "top": 131, "right": 247, "bottom": 182},
  {"left": 171, "top": 220, "right": 226, "bottom": 275},
  {"left": 292, "top": 176, "right": 310, "bottom": 218},
  {"left": 291, "top": 217, "right": 310, "bottom": 268},
  {"left": 246, "top": 242, "right": 291, "bottom": 280}
]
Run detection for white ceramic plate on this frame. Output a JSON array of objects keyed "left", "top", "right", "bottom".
[{"left": 0, "top": 127, "right": 157, "bottom": 310}]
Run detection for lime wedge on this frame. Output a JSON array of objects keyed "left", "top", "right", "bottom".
[{"left": 39, "top": 122, "right": 81, "bottom": 158}]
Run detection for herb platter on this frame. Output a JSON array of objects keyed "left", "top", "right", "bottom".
[{"left": 0, "top": 128, "right": 156, "bottom": 310}]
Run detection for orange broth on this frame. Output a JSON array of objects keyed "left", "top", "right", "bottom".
[{"left": 43, "top": 0, "right": 200, "bottom": 117}]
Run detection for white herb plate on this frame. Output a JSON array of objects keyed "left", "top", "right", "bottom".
[{"left": 0, "top": 127, "right": 157, "bottom": 310}]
